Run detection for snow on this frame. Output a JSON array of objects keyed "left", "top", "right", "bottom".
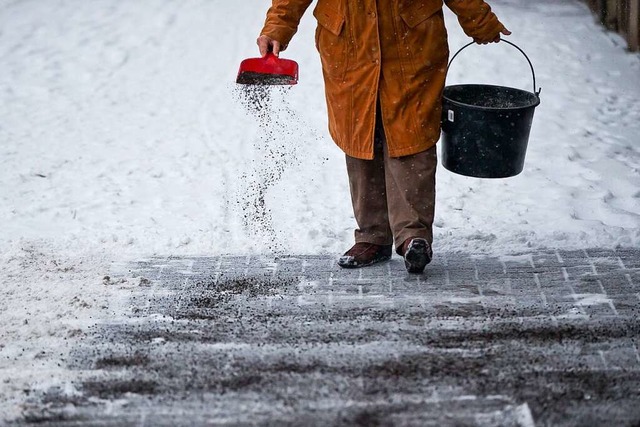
[{"left": 0, "top": 0, "right": 639, "bottom": 421}]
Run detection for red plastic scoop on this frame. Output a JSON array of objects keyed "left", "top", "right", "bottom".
[{"left": 236, "top": 53, "right": 299, "bottom": 85}]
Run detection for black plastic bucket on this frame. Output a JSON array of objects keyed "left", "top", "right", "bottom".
[{"left": 441, "top": 40, "right": 541, "bottom": 178}]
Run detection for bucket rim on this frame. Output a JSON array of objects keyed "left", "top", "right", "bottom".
[{"left": 443, "top": 83, "right": 541, "bottom": 111}]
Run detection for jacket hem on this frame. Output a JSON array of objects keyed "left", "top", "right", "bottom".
[
  {"left": 339, "top": 137, "right": 439, "bottom": 160},
  {"left": 387, "top": 138, "right": 439, "bottom": 159}
]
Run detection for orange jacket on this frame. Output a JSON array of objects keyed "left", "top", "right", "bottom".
[{"left": 261, "top": 0, "right": 505, "bottom": 159}]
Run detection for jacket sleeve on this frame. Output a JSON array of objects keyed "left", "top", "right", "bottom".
[
  {"left": 260, "top": 0, "right": 314, "bottom": 49},
  {"left": 444, "top": 0, "right": 505, "bottom": 43}
]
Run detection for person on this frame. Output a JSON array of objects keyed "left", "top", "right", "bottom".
[{"left": 257, "top": 0, "right": 510, "bottom": 273}]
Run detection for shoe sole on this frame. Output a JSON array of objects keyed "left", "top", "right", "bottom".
[
  {"left": 404, "top": 239, "right": 432, "bottom": 274},
  {"left": 338, "top": 254, "right": 391, "bottom": 269}
]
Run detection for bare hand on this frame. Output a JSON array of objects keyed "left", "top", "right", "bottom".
[
  {"left": 475, "top": 27, "right": 512, "bottom": 45},
  {"left": 257, "top": 35, "right": 282, "bottom": 57},
  {"left": 494, "top": 27, "right": 512, "bottom": 42}
]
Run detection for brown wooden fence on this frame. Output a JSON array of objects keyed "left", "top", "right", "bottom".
[{"left": 585, "top": 0, "right": 640, "bottom": 51}]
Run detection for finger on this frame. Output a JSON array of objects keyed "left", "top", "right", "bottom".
[
  {"left": 272, "top": 40, "right": 281, "bottom": 57},
  {"left": 501, "top": 28, "right": 512, "bottom": 36},
  {"left": 257, "top": 36, "right": 269, "bottom": 57}
]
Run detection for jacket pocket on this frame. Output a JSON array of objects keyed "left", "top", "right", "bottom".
[
  {"left": 313, "top": 1, "right": 349, "bottom": 80},
  {"left": 398, "top": 0, "right": 448, "bottom": 74},
  {"left": 399, "top": 0, "right": 443, "bottom": 28}
]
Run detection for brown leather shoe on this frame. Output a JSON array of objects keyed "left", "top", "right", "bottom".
[
  {"left": 338, "top": 242, "right": 392, "bottom": 269},
  {"left": 399, "top": 238, "right": 433, "bottom": 274}
]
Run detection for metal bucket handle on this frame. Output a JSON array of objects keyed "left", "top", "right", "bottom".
[{"left": 448, "top": 40, "right": 541, "bottom": 97}]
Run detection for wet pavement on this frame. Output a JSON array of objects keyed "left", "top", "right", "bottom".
[{"left": 15, "top": 248, "right": 640, "bottom": 426}]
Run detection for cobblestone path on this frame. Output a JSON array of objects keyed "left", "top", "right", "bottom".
[{"left": 17, "top": 248, "right": 640, "bottom": 426}]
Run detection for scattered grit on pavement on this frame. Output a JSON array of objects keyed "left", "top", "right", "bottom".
[{"left": 13, "top": 248, "right": 640, "bottom": 426}]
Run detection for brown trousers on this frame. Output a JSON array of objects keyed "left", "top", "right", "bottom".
[{"left": 345, "top": 110, "right": 437, "bottom": 252}]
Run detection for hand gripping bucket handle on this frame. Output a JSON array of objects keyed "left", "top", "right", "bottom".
[
  {"left": 448, "top": 39, "right": 541, "bottom": 96},
  {"left": 441, "top": 40, "right": 541, "bottom": 178}
]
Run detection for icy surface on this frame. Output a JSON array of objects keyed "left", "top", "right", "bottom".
[{"left": 0, "top": 0, "right": 639, "bottom": 422}]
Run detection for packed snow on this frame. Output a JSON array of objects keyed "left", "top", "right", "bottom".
[{"left": 1, "top": 0, "right": 639, "bottom": 421}]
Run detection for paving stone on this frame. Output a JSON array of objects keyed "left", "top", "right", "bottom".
[{"left": 616, "top": 248, "right": 640, "bottom": 269}]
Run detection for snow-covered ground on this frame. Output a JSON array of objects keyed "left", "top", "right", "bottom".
[{"left": 1, "top": 0, "right": 639, "bottom": 421}]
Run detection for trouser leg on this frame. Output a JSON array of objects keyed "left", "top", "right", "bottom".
[
  {"left": 345, "top": 119, "right": 393, "bottom": 246},
  {"left": 345, "top": 105, "right": 437, "bottom": 250},
  {"left": 383, "top": 143, "right": 437, "bottom": 253}
]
